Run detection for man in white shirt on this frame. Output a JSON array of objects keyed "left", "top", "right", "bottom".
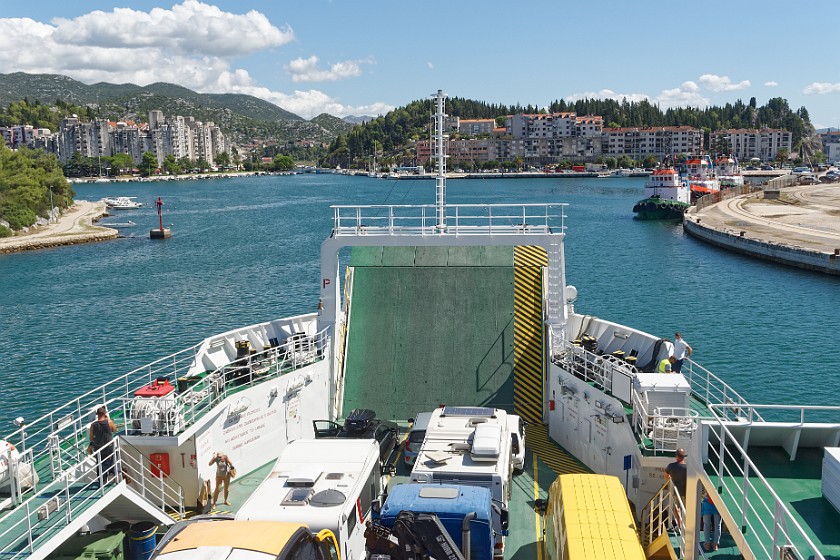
[{"left": 673, "top": 332, "right": 692, "bottom": 373}]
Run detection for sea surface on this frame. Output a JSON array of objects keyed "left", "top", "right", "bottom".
[{"left": 1, "top": 173, "right": 837, "bottom": 427}]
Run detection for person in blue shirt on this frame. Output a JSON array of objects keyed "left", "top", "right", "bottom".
[{"left": 701, "top": 491, "right": 722, "bottom": 551}]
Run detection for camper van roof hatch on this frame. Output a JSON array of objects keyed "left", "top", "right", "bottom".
[
  {"left": 281, "top": 487, "right": 314, "bottom": 506},
  {"left": 285, "top": 467, "right": 322, "bottom": 487}
]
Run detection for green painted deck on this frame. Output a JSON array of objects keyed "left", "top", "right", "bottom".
[
  {"left": 343, "top": 246, "right": 516, "bottom": 421},
  {"left": 708, "top": 446, "right": 840, "bottom": 560}
]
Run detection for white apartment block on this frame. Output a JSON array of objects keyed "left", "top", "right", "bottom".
[
  {"left": 821, "top": 131, "right": 840, "bottom": 163},
  {"left": 38, "top": 110, "right": 230, "bottom": 167},
  {"left": 603, "top": 126, "right": 702, "bottom": 159},
  {"left": 714, "top": 129, "right": 792, "bottom": 162}
]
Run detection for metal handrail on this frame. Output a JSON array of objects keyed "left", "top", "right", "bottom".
[
  {"left": 705, "top": 404, "right": 838, "bottom": 560},
  {"left": 2, "top": 342, "right": 203, "bottom": 486},
  {"left": 640, "top": 480, "right": 686, "bottom": 558},
  {"left": 119, "top": 328, "right": 330, "bottom": 437},
  {"left": 631, "top": 394, "right": 698, "bottom": 454},
  {"left": 680, "top": 360, "right": 758, "bottom": 421},
  {"left": 0, "top": 439, "right": 123, "bottom": 559},
  {"left": 331, "top": 203, "right": 566, "bottom": 236},
  {"left": 119, "top": 439, "right": 184, "bottom": 521}
]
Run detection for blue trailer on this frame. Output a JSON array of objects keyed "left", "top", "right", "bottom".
[{"left": 380, "top": 484, "right": 494, "bottom": 560}]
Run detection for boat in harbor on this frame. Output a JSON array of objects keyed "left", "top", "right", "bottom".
[
  {"left": 103, "top": 196, "right": 143, "bottom": 209},
  {"left": 685, "top": 155, "right": 721, "bottom": 200},
  {"left": 714, "top": 155, "right": 745, "bottom": 189},
  {"left": 1, "top": 91, "right": 838, "bottom": 560},
  {"left": 632, "top": 166, "right": 691, "bottom": 220}
]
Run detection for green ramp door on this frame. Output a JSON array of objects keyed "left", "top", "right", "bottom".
[{"left": 342, "top": 246, "right": 516, "bottom": 421}]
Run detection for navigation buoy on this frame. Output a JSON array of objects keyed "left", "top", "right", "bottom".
[{"left": 150, "top": 196, "right": 171, "bottom": 239}]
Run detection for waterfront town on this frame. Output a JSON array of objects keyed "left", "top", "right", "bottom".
[{"left": 4, "top": 109, "right": 839, "bottom": 171}]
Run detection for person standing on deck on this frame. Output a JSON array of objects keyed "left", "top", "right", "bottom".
[
  {"left": 89, "top": 407, "right": 117, "bottom": 483},
  {"left": 665, "top": 448, "right": 688, "bottom": 527},
  {"left": 673, "top": 332, "right": 692, "bottom": 373},
  {"left": 209, "top": 452, "right": 235, "bottom": 506}
]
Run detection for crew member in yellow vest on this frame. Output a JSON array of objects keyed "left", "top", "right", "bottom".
[{"left": 658, "top": 355, "right": 676, "bottom": 373}]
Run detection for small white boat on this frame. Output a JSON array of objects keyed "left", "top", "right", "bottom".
[{"left": 103, "top": 197, "right": 143, "bottom": 209}]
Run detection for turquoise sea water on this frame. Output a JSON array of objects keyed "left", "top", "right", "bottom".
[{"left": 1, "top": 174, "right": 837, "bottom": 423}]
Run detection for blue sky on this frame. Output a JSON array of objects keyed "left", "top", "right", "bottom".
[{"left": 1, "top": 0, "right": 839, "bottom": 126}]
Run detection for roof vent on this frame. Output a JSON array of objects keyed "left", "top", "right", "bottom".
[
  {"left": 310, "top": 489, "right": 347, "bottom": 507},
  {"left": 281, "top": 487, "right": 314, "bottom": 506}
]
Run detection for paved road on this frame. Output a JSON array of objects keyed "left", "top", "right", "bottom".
[
  {"left": 0, "top": 201, "right": 115, "bottom": 252},
  {"left": 687, "top": 184, "right": 840, "bottom": 254}
]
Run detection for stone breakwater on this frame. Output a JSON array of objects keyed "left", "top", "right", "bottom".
[{"left": 0, "top": 202, "right": 118, "bottom": 254}]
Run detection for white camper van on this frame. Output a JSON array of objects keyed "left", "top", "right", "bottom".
[
  {"left": 409, "top": 406, "right": 512, "bottom": 557},
  {"left": 237, "top": 439, "right": 385, "bottom": 560}
]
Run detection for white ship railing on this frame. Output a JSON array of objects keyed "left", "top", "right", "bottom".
[
  {"left": 680, "top": 360, "right": 757, "bottom": 421},
  {"left": 331, "top": 203, "right": 566, "bottom": 237},
  {"left": 1, "top": 342, "right": 203, "bottom": 500},
  {"left": 119, "top": 328, "right": 330, "bottom": 437},
  {"left": 0, "top": 438, "right": 183, "bottom": 559},
  {"left": 705, "top": 404, "right": 840, "bottom": 560},
  {"left": 640, "top": 480, "right": 687, "bottom": 558},
  {"left": 631, "top": 396, "right": 699, "bottom": 454}
]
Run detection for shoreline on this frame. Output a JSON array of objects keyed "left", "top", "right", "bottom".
[{"left": 0, "top": 201, "right": 118, "bottom": 255}]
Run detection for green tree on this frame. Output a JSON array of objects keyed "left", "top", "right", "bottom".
[
  {"left": 216, "top": 152, "right": 231, "bottom": 168},
  {"left": 110, "top": 153, "right": 133, "bottom": 175},
  {"left": 272, "top": 154, "right": 295, "bottom": 171},
  {"left": 141, "top": 151, "right": 158, "bottom": 176},
  {"left": 162, "top": 154, "right": 182, "bottom": 175},
  {"left": 0, "top": 146, "right": 72, "bottom": 230}
]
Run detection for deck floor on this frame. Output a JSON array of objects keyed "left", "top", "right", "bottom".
[{"left": 708, "top": 446, "right": 840, "bottom": 560}]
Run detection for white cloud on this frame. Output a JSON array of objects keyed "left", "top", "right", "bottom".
[
  {"left": 803, "top": 82, "right": 840, "bottom": 94},
  {"left": 427, "top": 62, "right": 434, "bottom": 69},
  {"left": 0, "top": 2, "right": 389, "bottom": 119},
  {"left": 698, "top": 74, "right": 750, "bottom": 92},
  {"left": 655, "top": 81, "right": 710, "bottom": 109},
  {"left": 765, "top": 81, "right": 779, "bottom": 87},
  {"left": 285, "top": 55, "right": 369, "bottom": 82},
  {"left": 564, "top": 89, "right": 649, "bottom": 103}
]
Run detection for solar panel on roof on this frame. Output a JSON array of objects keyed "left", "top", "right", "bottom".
[{"left": 442, "top": 406, "right": 495, "bottom": 417}]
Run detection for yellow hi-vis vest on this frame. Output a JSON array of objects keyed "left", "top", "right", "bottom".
[{"left": 658, "top": 358, "right": 671, "bottom": 373}]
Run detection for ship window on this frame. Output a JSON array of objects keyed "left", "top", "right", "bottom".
[{"left": 325, "top": 473, "right": 344, "bottom": 480}]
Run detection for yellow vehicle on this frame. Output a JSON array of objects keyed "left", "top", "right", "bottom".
[
  {"left": 543, "top": 474, "right": 645, "bottom": 560},
  {"left": 151, "top": 517, "right": 340, "bottom": 560}
]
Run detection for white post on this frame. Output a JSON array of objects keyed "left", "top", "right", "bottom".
[{"left": 432, "top": 90, "right": 448, "bottom": 231}]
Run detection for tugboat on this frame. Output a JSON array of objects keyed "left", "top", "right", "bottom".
[
  {"left": 632, "top": 165, "right": 691, "bottom": 220},
  {"left": 686, "top": 155, "right": 721, "bottom": 200},
  {"left": 715, "top": 154, "right": 745, "bottom": 189}
]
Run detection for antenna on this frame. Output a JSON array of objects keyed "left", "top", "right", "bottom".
[{"left": 432, "top": 90, "right": 448, "bottom": 231}]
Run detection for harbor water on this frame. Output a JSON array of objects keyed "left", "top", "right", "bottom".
[{"left": 1, "top": 174, "right": 837, "bottom": 423}]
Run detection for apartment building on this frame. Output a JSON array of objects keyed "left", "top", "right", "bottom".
[
  {"left": 603, "top": 126, "right": 702, "bottom": 159},
  {"left": 819, "top": 130, "right": 840, "bottom": 163},
  {"left": 713, "top": 128, "right": 792, "bottom": 162},
  {"left": 457, "top": 119, "right": 496, "bottom": 135}
]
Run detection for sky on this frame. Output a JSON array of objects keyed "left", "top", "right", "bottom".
[{"left": 1, "top": 0, "right": 840, "bottom": 126}]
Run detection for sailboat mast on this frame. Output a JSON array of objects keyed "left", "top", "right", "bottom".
[{"left": 432, "top": 90, "right": 448, "bottom": 230}]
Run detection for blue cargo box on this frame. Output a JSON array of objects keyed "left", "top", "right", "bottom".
[{"left": 381, "top": 484, "right": 493, "bottom": 560}]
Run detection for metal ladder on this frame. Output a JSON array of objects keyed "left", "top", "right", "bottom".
[{"left": 546, "top": 240, "right": 563, "bottom": 324}]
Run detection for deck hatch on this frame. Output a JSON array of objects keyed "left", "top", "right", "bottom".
[{"left": 281, "top": 487, "right": 314, "bottom": 506}]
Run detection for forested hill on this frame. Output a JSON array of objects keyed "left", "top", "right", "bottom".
[
  {"left": 326, "top": 96, "right": 813, "bottom": 167},
  {"left": 0, "top": 146, "right": 71, "bottom": 235}
]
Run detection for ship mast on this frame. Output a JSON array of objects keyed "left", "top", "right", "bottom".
[{"left": 432, "top": 90, "right": 448, "bottom": 231}]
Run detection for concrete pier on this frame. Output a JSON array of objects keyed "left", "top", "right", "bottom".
[
  {"left": 684, "top": 184, "right": 840, "bottom": 275},
  {"left": 0, "top": 201, "right": 117, "bottom": 254}
]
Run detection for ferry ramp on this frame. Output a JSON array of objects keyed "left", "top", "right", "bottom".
[{"left": 342, "top": 246, "right": 517, "bottom": 421}]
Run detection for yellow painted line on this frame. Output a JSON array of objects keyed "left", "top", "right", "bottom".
[{"left": 533, "top": 455, "right": 543, "bottom": 560}]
